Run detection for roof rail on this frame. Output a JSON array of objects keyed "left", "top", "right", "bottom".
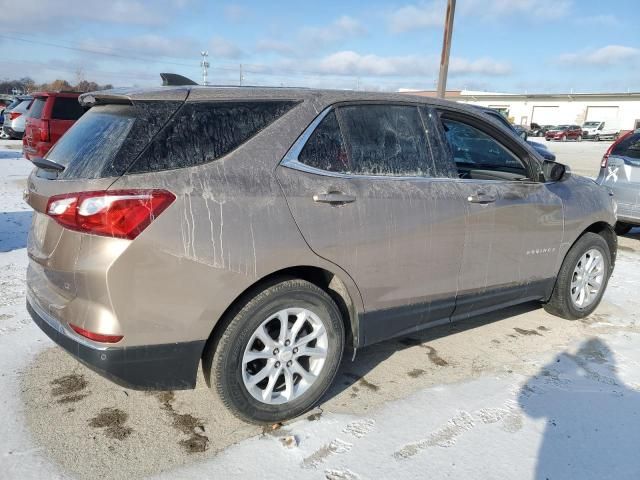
[{"left": 160, "top": 73, "right": 198, "bottom": 86}]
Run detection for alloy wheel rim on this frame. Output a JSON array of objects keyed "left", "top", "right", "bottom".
[
  {"left": 570, "top": 249, "right": 605, "bottom": 309},
  {"left": 242, "top": 307, "right": 328, "bottom": 405}
]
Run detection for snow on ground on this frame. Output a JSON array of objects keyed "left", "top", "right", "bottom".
[{"left": 2, "top": 144, "right": 640, "bottom": 479}]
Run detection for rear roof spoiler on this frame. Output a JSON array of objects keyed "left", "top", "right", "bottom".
[{"left": 160, "top": 73, "right": 198, "bottom": 86}]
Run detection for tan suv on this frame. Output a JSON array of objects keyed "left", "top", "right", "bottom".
[{"left": 26, "top": 85, "right": 617, "bottom": 423}]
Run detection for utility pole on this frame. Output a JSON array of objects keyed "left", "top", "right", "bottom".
[
  {"left": 200, "top": 51, "right": 209, "bottom": 86},
  {"left": 239, "top": 64, "right": 244, "bottom": 86},
  {"left": 436, "top": 0, "right": 456, "bottom": 99}
]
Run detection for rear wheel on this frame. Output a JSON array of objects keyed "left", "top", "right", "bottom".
[
  {"left": 203, "top": 279, "right": 345, "bottom": 424},
  {"left": 544, "top": 233, "right": 611, "bottom": 320},
  {"left": 615, "top": 222, "right": 633, "bottom": 236}
]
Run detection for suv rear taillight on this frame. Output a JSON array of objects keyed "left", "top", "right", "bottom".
[
  {"left": 9, "top": 112, "right": 21, "bottom": 121},
  {"left": 40, "top": 119, "right": 50, "bottom": 142},
  {"left": 601, "top": 131, "right": 634, "bottom": 168},
  {"left": 46, "top": 189, "right": 175, "bottom": 239}
]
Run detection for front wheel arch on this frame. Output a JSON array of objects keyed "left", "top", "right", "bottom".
[{"left": 552, "top": 222, "right": 617, "bottom": 287}]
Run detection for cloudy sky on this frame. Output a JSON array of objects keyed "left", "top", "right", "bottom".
[{"left": 1, "top": 0, "right": 638, "bottom": 93}]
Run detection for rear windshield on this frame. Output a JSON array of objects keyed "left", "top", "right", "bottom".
[
  {"left": 47, "top": 102, "right": 181, "bottom": 179},
  {"left": 612, "top": 132, "right": 640, "bottom": 161},
  {"left": 6, "top": 98, "right": 25, "bottom": 110},
  {"left": 52, "top": 97, "right": 85, "bottom": 120},
  {"left": 28, "top": 98, "right": 47, "bottom": 119},
  {"left": 14, "top": 99, "right": 33, "bottom": 113}
]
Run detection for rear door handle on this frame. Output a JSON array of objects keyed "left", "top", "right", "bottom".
[
  {"left": 313, "top": 192, "right": 356, "bottom": 205},
  {"left": 467, "top": 192, "right": 496, "bottom": 204}
]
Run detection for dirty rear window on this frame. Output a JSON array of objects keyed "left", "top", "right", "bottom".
[
  {"left": 611, "top": 132, "right": 640, "bottom": 162},
  {"left": 128, "top": 101, "right": 298, "bottom": 173},
  {"left": 45, "top": 102, "right": 181, "bottom": 179},
  {"left": 52, "top": 97, "right": 85, "bottom": 120},
  {"left": 298, "top": 104, "right": 451, "bottom": 178}
]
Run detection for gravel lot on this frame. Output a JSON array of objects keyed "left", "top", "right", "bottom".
[{"left": 2, "top": 138, "right": 640, "bottom": 479}]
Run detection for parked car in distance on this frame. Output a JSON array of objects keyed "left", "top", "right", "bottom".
[
  {"left": 2, "top": 96, "right": 33, "bottom": 139},
  {"left": 512, "top": 124, "right": 529, "bottom": 139},
  {"left": 473, "top": 106, "right": 556, "bottom": 161},
  {"left": 546, "top": 125, "right": 583, "bottom": 141},
  {"left": 582, "top": 121, "right": 619, "bottom": 141},
  {"left": 596, "top": 129, "right": 640, "bottom": 235},
  {"left": 0, "top": 99, "right": 11, "bottom": 125},
  {"left": 23, "top": 92, "right": 85, "bottom": 160},
  {"left": 25, "top": 85, "right": 617, "bottom": 424},
  {"left": 531, "top": 124, "right": 555, "bottom": 137}
]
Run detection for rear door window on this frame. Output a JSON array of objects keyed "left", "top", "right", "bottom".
[
  {"left": 297, "top": 104, "right": 456, "bottom": 178},
  {"left": 297, "top": 111, "right": 349, "bottom": 173},
  {"left": 51, "top": 97, "right": 85, "bottom": 120},
  {"left": 338, "top": 104, "right": 437, "bottom": 177},
  {"left": 28, "top": 98, "right": 47, "bottom": 119},
  {"left": 129, "top": 101, "right": 298, "bottom": 173}
]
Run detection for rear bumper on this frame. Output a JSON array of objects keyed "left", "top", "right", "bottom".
[
  {"left": 2, "top": 125, "right": 23, "bottom": 139},
  {"left": 27, "top": 298, "right": 205, "bottom": 390}
]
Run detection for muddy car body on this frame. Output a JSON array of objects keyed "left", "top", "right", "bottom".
[{"left": 26, "top": 86, "right": 617, "bottom": 423}]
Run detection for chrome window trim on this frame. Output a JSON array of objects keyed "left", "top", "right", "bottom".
[{"left": 280, "top": 105, "right": 539, "bottom": 185}]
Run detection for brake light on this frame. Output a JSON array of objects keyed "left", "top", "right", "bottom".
[
  {"left": 9, "top": 112, "right": 21, "bottom": 121},
  {"left": 69, "top": 323, "right": 123, "bottom": 343},
  {"left": 46, "top": 189, "right": 175, "bottom": 239},
  {"left": 601, "top": 131, "right": 633, "bottom": 168},
  {"left": 40, "top": 119, "right": 50, "bottom": 142}
]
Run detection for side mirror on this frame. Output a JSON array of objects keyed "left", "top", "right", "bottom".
[{"left": 542, "top": 159, "right": 566, "bottom": 182}]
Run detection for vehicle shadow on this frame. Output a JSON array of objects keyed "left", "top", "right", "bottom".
[
  {"left": 0, "top": 211, "right": 32, "bottom": 252},
  {"left": 518, "top": 338, "right": 640, "bottom": 479},
  {"left": 0, "top": 150, "right": 23, "bottom": 159},
  {"left": 326, "top": 301, "right": 541, "bottom": 401}
]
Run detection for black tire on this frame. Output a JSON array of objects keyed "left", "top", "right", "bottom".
[
  {"left": 615, "top": 222, "right": 633, "bottom": 236},
  {"left": 203, "top": 278, "right": 345, "bottom": 424},
  {"left": 594, "top": 135, "right": 600, "bottom": 142},
  {"left": 544, "top": 233, "right": 611, "bottom": 320}
]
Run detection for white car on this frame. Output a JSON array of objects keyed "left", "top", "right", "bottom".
[{"left": 582, "top": 121, "right": 619, "bottom": 141}]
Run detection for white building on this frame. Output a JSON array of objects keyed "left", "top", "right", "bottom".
[{"left": 407, "top": 90, "right": 640, "bottom": 132}]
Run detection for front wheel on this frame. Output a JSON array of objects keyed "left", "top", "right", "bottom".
[
  {"left": 544, "top": 233, "right": 611, "bottom": 320},
  {"left": 203, "top": 278, "right": 345, "bottom": 424}
]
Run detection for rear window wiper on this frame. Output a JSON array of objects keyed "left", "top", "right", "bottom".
[{"left": 32, "top": 157, "right": 65, "bottom": 172}]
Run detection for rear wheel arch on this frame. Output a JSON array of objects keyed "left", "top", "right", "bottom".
[{"left": 202, "top": 265, "right": 361, "bottom": 382}]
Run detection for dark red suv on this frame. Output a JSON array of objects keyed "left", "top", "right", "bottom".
[
  {"left": 23, "top": 92, "right": 86, "bottom": 160},
  {"left": 545, "top": 125, "right": 583, "bottom": 142}
]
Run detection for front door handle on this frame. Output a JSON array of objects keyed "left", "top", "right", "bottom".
[
  {"left": 313, "top": 192, "right": 356, "bottom": 205},
  {"left": 467, "top": 192, "right": 496, "bottom": 204}
]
